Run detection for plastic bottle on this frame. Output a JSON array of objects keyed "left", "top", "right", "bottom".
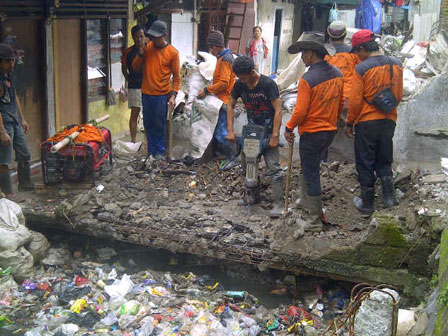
[{"left": 135, "top": 316, "right": 154, "bottom": 336}]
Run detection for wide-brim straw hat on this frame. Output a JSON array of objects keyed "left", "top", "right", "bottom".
[{"left": 288, "top": 31, "right": 335, "bottom": 56}]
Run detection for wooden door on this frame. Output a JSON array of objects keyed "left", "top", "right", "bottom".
[{"left": 54, "top": 19, "right": 83, "bottom": 128}]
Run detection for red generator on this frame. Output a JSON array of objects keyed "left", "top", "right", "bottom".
[{"left": 40, "top": 126, "right": 113, "bottom": 185}]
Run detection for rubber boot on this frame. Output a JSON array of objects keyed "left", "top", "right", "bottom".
[
  {"left": 17, "top": 162, "right": 35, "bottom": 191},
  {"left": 304, "top": 195, "right": 324, "bottom": 230},
  {"left": 380, "top": 176, "right": 398, "bottom": 208},
  {"left": 293, "top": 174, "right": 308, "bottom": 210},
  {"left": 270, "top": 176, "right": 284, "bottom": 218},
  {"left": 353, "top": 187, "right": 375, "bottom": 214},
  {"left": 0, "top": 171, "right": 25, "bottom": 203}
]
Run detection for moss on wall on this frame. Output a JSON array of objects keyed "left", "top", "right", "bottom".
[{"left": 435, "top": 229, "right": 448, "bottom": 335}]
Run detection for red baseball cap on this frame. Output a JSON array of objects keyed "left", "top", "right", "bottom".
[{"left": 351, "top": 29, "right": 375, "bottom": 48}]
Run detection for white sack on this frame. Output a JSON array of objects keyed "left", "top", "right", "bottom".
[
  {"left": 190, "top": 96, "right": 223, "bottom": 159},
  {"left": 0, "top": 198, "right": 25, "bottom": 228},
  {"left": 275, "top": 54, "right": 307, "bottom": 91},
  {"left": 26, "top": 231, "right": 50, "bottom": 262},
  {"left": 0, "top": 246, "right": 35, "bottom": 281}
]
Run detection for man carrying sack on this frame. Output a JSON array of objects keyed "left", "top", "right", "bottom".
[
  {"left": 198, "top": 30, "right": 236, "bottom": 164},
  {"left": 346, "top": 30, "right": 403, "bottom": 215},
  {"left": 284, "top": 32, "right": 344, "bottom": 231}
]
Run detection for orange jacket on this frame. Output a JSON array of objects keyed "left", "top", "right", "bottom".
[
  {"left": 325, "top": 44, "right": 360, "bottom": 102},
  {"left": 132, "top": 41, "right": 181, "bottom": 96},
  {"left": 347, "top": 55, "right": 403, "bottom": 125},
  {"left": 206, "top": 50, "right": 235, "bottom": 104},
  {"left": 286, "top": 61, "right": 344, "bottom": 135}
]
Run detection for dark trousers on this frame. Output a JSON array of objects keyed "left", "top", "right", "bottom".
[
  {"left": 142, "top": 94, "right": 168, "bottom": 156},
  {"left": 299, "top": 131, "right": 336, "bottom": 196},
  {"left": 354, "top": 119, "right": 396, "bottom": 188}
]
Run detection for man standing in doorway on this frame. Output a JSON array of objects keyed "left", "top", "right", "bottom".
[
  {"left": 121, "top": 25, "right": 145, "bottom": 143},
  {"left": 198, "top": 30, "right": 236, "bottom": 163},
  {"left": 0, "top": 43, "right": 34, "bottom": 202},
  {"left": 284, "top": 32, "right": 344, "bottom": 230},
  {"left": 346, "top": 30, "right": 403, "bottom": 214},
  {"left": 132, "top": 20, "right": 180, "bottom": 159},
  {"left": 226, "top": 56, "right": 283, "bottom": 218}
]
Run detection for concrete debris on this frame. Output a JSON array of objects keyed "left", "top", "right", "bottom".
[
  {"left": 354, "top": 288, "right": 400, "bottom": 336},
  {"left": 422, "top": 174, "right": 447, "bottom": 184}
]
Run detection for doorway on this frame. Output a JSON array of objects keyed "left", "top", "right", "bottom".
[{"left": 272, "top": 9, "right": 282, "bottom": 73}]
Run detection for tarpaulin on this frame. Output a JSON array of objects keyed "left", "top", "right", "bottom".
[
  {"left": 46, "top": 125, "right": 105, "bottom": 144},
  {"left": 355, "top": 0, "right": 383, "bottom": 34}
]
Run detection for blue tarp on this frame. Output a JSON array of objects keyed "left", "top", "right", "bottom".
[{"left": 355, "top": 0, "right": 383, "bottom": 34}]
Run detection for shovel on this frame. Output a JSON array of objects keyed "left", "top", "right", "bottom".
[{"left": 284, "top": 142, "right": 294, "bottom": 212}]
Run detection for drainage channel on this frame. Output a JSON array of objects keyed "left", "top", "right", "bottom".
[{"left": 2, "top": 226, "right": 417, "bottom": 336}]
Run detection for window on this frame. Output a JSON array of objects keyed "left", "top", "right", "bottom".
[
  {"left": 109, "top": 19, "right": 127, "bottom": 92},
  {"left": 86, "top": 18, "right": 127, "bottom": 101},
  {"left": 87, "top": 19, "right": 107, "bottom": 100}
]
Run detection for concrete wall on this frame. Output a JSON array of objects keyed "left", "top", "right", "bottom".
[
  {"left": 394, "top": 74, "right": 448, "bottom": 165},
  {"left": 171, "top": 11, "right": 194, "bottom": 66},
  {"left": 256, "top": 0, "right": 296, "bottom": 74}
]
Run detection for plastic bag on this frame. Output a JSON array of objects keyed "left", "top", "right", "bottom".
[
  {"left": 104, "top": 274, "right": 134, "bottom": 299},
  {"left": 0, "top": 198, "right": 25, "bottom": 229},
  {"left": 113, "top": 140, "right": 142, "bottom": 159},
  {"left": 329, "top": 3, "right": 339, "bottom": 23}
]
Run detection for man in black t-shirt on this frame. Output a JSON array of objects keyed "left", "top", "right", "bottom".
[{"left": 226, "top": 56, "right": 283, "bottom": 218}]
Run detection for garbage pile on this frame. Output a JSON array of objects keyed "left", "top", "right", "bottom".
[
  {"left": 0, "top": 201, "right": 362, "bottom": 336},
  {"left": 0, "top": 198, "right": 50, "bottom": 287}
]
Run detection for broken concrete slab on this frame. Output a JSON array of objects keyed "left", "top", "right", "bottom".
[{"left": 422, "top": 174, "right": 447, "bottom": 184}]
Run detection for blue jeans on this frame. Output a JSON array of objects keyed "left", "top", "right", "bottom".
[
  {"left": 0, "top": 122, "right": 31, "bottom": 166},
  {"left": 142, "top": 94, "right": 168, "bottom": 156},
  {"left": 213, "top": 106, "right": 228, "bottom": 145}
]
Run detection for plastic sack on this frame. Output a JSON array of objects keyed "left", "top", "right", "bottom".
[
  {"left": 0, "top": 223, "right": 32, "bottom": 252},
  {"left": 113, "top": 140, "right": 142, "bottom": 159},
  {"left": 190, "top": 96, "right": 223, "bottom": 159},
  {"left": 0, "top": 273, "right": 18, "bottom": 293},
  {"left": 0, "top": 246, "right": 34, "bottom": 281},
  {"left": 0, "top": 198, "right": 25, "bottom": 228},
  {"left": 197, "top": 51, "right": 217, "bottom": 81},
  {"left": 274, "top": 54, "right": 306, "bottom": 91},
  {"left": 136, "top": 316, "right": 155, "bottom": 336},
  {"left": 25, "top": 231, "right": 50, "bottom": 262}
]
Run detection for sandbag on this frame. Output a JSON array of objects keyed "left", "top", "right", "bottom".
[
  {"left": 26, "top": 231, "right": 50, "bottom": 262},
  {"left": 190, "top": 96, "right": 223, "bottom": 159},
  {"left": 0, "top": 247, "right": 34, "bottom": 281},
  {"left": 0, "top": 198, "right": 25, "bottom": 228}
]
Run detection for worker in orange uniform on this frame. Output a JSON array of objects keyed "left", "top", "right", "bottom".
[
  {"left": 132, "top": 20, "right": 180, "bottom": 160},
  {"left": 284, "top": 32, "right": 344, "bottom": 230},
  {"left": 198, "top": 30, "right": 236, "bottom": 163},
  {"left": 346, "top": 30, "right": 403, "bottom": 214}
]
